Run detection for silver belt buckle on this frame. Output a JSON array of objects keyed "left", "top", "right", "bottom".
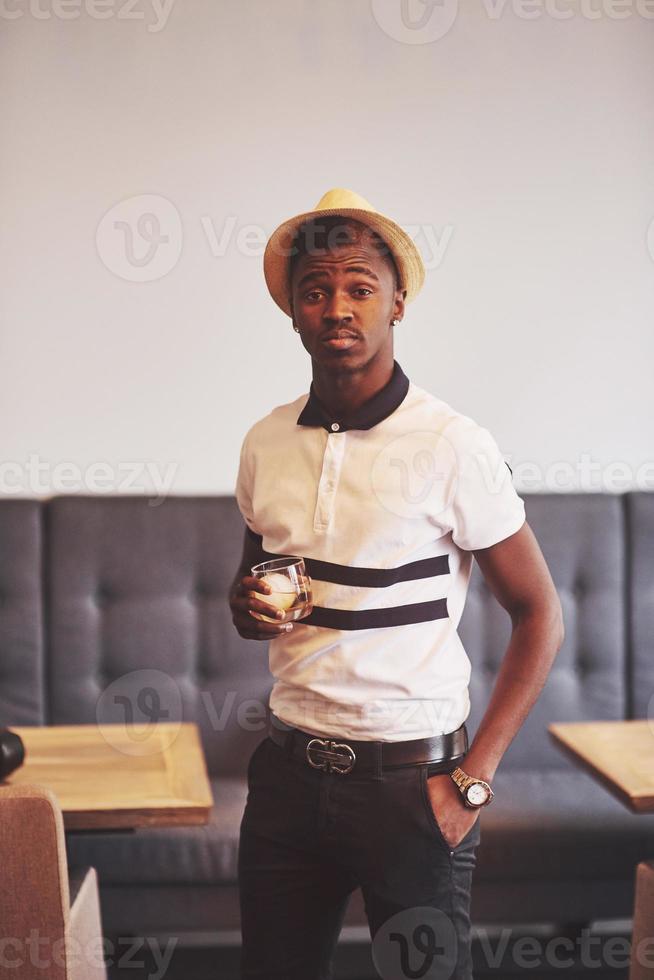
[{"left": 306, "top": 737, "right": 356, "bottom": 775}]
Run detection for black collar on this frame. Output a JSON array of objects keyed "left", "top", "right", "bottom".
[{"left": 296, "top": 359, "right": 410, "bottom": 433}]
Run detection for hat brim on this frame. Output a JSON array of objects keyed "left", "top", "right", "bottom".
[{"left": 263, "top": 207, "right": 425, "bottom": 318}]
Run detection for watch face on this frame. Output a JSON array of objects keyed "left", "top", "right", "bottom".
[{"left": 466, "top": 782, "right": 490, "bottom": 806}]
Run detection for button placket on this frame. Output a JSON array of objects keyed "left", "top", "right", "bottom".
[{"left": 313, "top": 431, "right": 346, "bottom": 533}]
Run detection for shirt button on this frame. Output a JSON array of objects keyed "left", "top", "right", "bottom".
[{"left": 330, "top": 422, "right": 340, "bottom": 432}]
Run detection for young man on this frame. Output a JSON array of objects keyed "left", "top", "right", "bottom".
[{"left": 229, "top": 188, "right": 564, "bottom": 980}]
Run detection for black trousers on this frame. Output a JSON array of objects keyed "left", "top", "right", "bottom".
[{"left": 237, "top": 729, "right": 482, "bottom": 980}]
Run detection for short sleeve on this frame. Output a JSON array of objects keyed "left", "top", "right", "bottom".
[
  {"left": 234, "top": 432, "right": 261, "bottom": 536},
  {"left": 450, "top": 424, "right": 525, "bottom": 551}
]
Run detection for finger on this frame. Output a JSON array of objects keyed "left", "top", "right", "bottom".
[
  {"left": 239, "top": 576, "right": 273, "bottom": 594},
  {"left": 247, "top": 609, "right": 296, "bottom": 631},
  {"left": 234, "top": 611, "right": 294, "bottom": 635},
  {"left": 232, "top": 594, "right": 286, "bottom": 620},
  {"left": 232, "top": 595, "right": 284, "bottom": 619}
]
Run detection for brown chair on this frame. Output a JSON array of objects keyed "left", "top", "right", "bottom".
[
  {"left": 0, "top": 784, "right": 107, "bottom": 980},
  {"left": 630, "top": 860, "right": 654, "bottom": 980}
]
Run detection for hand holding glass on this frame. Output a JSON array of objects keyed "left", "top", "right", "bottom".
[{"left": 249, "top": 557, "right": 313, "bottom": 624}]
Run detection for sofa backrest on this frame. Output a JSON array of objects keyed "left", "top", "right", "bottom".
[
  {"left": 0, "top": 500, "right": 44, "bottom": 725},
  {"left": 0, "top": 491, "right": 638, "bottom": 777},
  {"left": 626, "top": 492, "right": 654, "bottom": 720},
  {"left": 460, "top": 493, "right": 627, "bottom": 769},
  {"left": 45, "top": 495, "right": 273, "bottom": 777}
]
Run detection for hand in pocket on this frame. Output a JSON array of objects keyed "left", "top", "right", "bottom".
[{"left": 424, "top": 773, "right": 480, "bottom": 849}]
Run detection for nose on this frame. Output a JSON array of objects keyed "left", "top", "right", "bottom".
[{"left": 322, "top": 289, "right": 354, "bottom": 325}]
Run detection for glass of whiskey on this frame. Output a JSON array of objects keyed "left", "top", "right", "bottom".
[{"left": 249, "top": 556, "right": 313, "bottom": 624}]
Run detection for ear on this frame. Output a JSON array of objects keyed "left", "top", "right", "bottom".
[
  {"left": 290, "top": 304, "right": 300, "bottom": 332},
  {"left": 393, "top": 288, "right": 406, "bottom": 321}
]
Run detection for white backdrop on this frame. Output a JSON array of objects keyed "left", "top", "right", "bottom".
[{"left": 1, "top": 0, "right": 653, "bottom": 501}]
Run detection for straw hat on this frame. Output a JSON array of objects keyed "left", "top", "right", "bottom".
[{"left": 263, "top": 188, "right": 425, "bottom": 317}]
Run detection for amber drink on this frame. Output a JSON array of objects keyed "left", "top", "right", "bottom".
[{"left": 250, "top": 557, "right": 313, "bottom": 624}]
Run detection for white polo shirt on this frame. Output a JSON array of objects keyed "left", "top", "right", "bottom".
[{"left": 234, "top": 359, "right": 525, "bottom": 742}]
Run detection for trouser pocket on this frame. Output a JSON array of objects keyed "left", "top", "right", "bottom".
[{"left": 417, "top": 764, "right": 481, "bottom": 856}]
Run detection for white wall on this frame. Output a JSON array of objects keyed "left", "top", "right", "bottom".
[{"left": 1, "top": 0, "right": 653, "bottom": 500}]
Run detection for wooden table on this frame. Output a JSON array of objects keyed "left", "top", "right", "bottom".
[
  {"left": 4, "top": 722, "right": 214, "bottom": 831},
  {"left": 549, "top": 720, "right": 654, "bottom": 979},
  {"left": 548, "top": 719, "right": 654, "bottom": 814}
]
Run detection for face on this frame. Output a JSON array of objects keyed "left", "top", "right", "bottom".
[{"left": 289, "top": 222, "right": 405, "bottom": 370}]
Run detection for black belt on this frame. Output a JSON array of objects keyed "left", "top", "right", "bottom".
[{"left": 268, "top": 713, "right": 468, "bottom": 775}]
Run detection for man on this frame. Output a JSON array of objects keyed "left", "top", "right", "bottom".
[{"left": 229, "top": 188, "right": 564, "bottom": 980}]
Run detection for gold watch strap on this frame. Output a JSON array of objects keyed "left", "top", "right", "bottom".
[
  {"left": 450, "top": 766, "right": 494, "bottom": 804},
  {"left": 450, "top": 766, "right": 474, "bottom": 791}
]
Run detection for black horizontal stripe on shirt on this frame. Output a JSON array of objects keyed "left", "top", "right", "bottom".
[
  {"left": 301, "top": 598, "right": 448, "bottom": 631},
  {"left": 304, "top": 554, "right": 449, "bottom": 587},
  {"left": 244, "top": 526, "right": 450, "bottom": 587}
]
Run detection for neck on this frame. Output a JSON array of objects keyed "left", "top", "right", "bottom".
[{"left": 311, "top": 352, "right": 395, "bottom": 420}]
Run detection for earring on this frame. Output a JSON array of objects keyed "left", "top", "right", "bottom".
[
  {"left": 392, "top": 318, "right": 400, "bottom": 326},
  {"left": 293, "top": 325, "right": 300, "bottom": 332}
]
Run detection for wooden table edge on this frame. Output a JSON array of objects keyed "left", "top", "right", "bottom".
[
  {"left": 6, "top": 721, "right": 215, "bottom": 830},
  {"left": 547, "top": 724, "right": 651, "bottom": 815},
  {"left": 63, "top": 805, "right": 213, "bottom": 832}
]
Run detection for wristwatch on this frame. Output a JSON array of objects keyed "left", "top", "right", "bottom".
[{"left": 449, "top": 767, "right": 494, "bottom": 808}]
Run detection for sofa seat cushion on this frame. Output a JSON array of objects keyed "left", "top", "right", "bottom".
[
  {"left": 475, "top": 768, "right": 654, "bottom": 881},
  {"left": 65, "top": 777, "right": 247, "bottom": 886},
  {"left": 66, "top": 767, "right": 654, "bottom": 888}
]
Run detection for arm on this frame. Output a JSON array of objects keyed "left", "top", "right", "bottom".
[
  {"left": 425, "top": 520, "right": 565, "bottom": 848},
  {"left": 461, "top": 519, "right": 565, "bottom": 782}
]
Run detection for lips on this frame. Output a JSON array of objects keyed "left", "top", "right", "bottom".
[{"left": 321, "top": 331, "right": 360, "bottom": 351}]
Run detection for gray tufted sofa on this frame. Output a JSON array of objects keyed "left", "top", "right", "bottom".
[{"left": 1, "top": 491, "right": 653, "bottom": 938}]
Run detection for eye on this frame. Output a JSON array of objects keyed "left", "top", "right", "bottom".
[
  {"left": 304, "top": 290, "right": 324, "bottom": 301},
  {"left": 354, "top": 287, "right": 373, "bottom": 297}
]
